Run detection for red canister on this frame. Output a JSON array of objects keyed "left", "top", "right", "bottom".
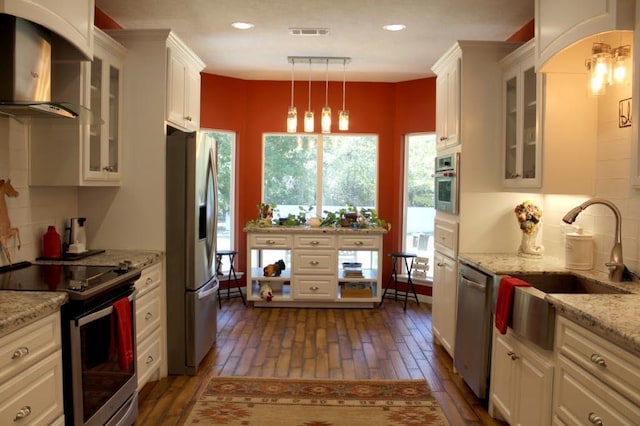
[{"left": 43, "top": 226, "right": 62, "bottom": 258}]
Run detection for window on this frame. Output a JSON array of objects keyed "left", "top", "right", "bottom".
[
  {"left": 402, "top": 133, "right": 436, "bottom": 279},
  {"left": 202, "top": 129, "right": 236, "bottom": 251},
  {"left": 263, "top": 134, "right": 378, "bottom": 217}
]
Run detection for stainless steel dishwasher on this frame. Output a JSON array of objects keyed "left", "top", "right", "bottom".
[{"left": 454, "top": 261, "right": 493, "bottom": 400}]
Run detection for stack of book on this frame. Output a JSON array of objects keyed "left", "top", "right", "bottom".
[{"left": 342, "top": 262, "right": 363, "bottom": 278}]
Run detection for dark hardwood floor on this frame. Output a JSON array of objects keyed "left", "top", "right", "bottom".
[{"left": 135, "top": 297, "right": 502, "bottom": 425}]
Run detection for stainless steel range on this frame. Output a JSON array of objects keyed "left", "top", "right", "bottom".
[{"left": 0, "top": 261, "right": 142, "bottom": 426}]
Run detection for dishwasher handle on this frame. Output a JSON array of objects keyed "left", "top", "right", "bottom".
[{"left": 460, "top": 276, "right": 486, "bottom": 292}]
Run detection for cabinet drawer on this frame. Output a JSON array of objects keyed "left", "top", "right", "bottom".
[
  {"left": 249, "top": 234, "right": 292, "bottom": 248},
  {"left": 294, "top": 276, "right": 335, "bottom": 299},
  {"left": 293, "top": 250, "right": 336, "bottom": 274},
  {"left": 136, "top": 288, "right": 162, "bottom": 342},
  {"left": 434, "top": 218, "right": 458, "bottom": 255},
  {"left": 293, "top": 234, "right": 336, "bottom": 249},
  {"left": 338, "top": 235, "right": 379, "bottom": 249},
  {"left": 137, "top": 328, "right": 162, "bottom": 391},
  {"left": 0, "top": 312, "right": 61, "bottom": 384},
  {"left": 135, "top": 262, "right": 162, "bottom": 298},
  {"left": 0, "top": 350, "right": 64, "bottom": 425},
  {"left": 554, "top": 355, "right": 640, "bottom": 425},
  {"left": 556, "top": 317, "right": 640, "bottom": 405}
]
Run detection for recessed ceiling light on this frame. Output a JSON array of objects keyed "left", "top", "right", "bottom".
[
  {"left": 232, "top": 22, "right": 254, "bottom": 30},
  {"left": 383, "top": 24, "right": 406, "bottom": 32}
]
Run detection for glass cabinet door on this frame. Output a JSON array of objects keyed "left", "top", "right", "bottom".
[
  {"left": 504, "top": 75, "right": 517, "bottom": 179},
  {"left": 89, "top": 57, "right": 103, "bottom": 174},
  {"left": 521, "top": 66, "right": 537, "bottom": 180},
  {"left": 108, "top": 64, "right": 120, "bottom": 174}
]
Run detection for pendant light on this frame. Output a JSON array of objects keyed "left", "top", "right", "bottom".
[
  {"left": 287, "top": 60, "right": 297, "bottom": 133},
  {"left": 321, "top": 59, "right": 331, "bottom": 133},
  {"left": 339, "top": 59, "right": 349, "bottom": 131},
  {"left": 304, "top": 59, "right": 314, "bottom": 132}
]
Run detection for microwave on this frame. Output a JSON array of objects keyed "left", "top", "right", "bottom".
[{"left": 434, "top": 152, "right": 459, "bottom": 214}]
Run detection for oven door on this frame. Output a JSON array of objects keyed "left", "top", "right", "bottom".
[
  {"left": 67, "top": 288, "right": 138, "bottom": 426},
  {"left": 435, "top": 174, "right": 458, "bottom": 214}
]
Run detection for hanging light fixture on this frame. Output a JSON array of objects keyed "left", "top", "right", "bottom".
[
  {"left": 286, "top": 60, "right": 297, "bottom": 133},
  {"left": 304, "top": 59, "right": 314, "bottom": 132},
  {"left": 585, "top": 42, "right": 631, "bottom": 96},
  {"left": 321, "top": 59, "right": 331, "bottom": 133},
  {"left": 339, "top": 59, "right": 349, "bottom": 131}
]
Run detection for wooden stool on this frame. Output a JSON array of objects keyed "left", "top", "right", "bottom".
[
  {"left": 379, "top": 252, "right": 419, "bottom": 311},
  {"left": 216, "top": 250, "right": 245, "bottom": 306}
]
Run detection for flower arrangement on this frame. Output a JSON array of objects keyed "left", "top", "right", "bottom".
[{"left": 514, "top": 201, "right": 542, "bottom": 234}]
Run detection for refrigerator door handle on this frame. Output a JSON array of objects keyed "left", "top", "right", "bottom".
[
  {"left": 205, "top": 145, "right": 218, "bottom": 271},
  {"left": 198, "top": 282, "right": 219, "bottom": 300}
]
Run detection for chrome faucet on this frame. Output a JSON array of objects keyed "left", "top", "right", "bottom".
[{"left": 562, "top": 198, "right": 624, "bottom": 282}]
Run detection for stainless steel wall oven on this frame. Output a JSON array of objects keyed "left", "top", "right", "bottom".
[{"left": 434, "top": 152, "right": 459, "bottom": 215}]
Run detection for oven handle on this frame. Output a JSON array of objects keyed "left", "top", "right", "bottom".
[{"left": 77, "top": 289, "right": 137, "bottom": 327}]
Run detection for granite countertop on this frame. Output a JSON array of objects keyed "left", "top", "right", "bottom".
[
  {"left": 244, "top": 225, "right": 388, "bottom": 234},
  {"left": 0, "top": 292, "right": 68, "bottom": 338},
  {"left": 459, "top": 252, "right": 640, "bottom": 356},
  {"left": 0, "top": 249, "right": 163, "bottom": 338}
]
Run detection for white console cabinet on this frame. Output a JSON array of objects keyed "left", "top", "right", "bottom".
[{"left": 245, "top": 228, "right": 385, "bottom": 308}]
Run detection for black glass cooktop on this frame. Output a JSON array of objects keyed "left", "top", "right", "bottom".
[{"left": 0, "top": 262, "right": 140, "bottom": 300}]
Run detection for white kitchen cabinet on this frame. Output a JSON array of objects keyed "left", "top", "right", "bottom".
[
  {"left": 0, "top": 312, "right": 64, "bottom": 425},
  {"left": 431, "top": 217, "right": 458, "bottom": 358},
  {"left": 134, "top": 262, "right": 164, "bottom": 391},
  {"left": 535, "top": 0, "right": 635, "bottom": 71},
  {"left": 432, "top": 251, "right": 457, "bottom": 358},
  {"left": 166, "top": 40, "right": 205, "bottom": 131},
  {"left": 489, "top": 328, "right": 554, "bottom": 426},
  {"left": 246, "top": 229, "right": 383, "bottom": 307},
  {"left": 552, "top": 316, "right": 640, "bottom": 425},
  {"left": 500, "top": 40, "right": 542, "bottom": 188},
  {"left": 0, "top": 0, "right": 94, "bottom": 59},
  {"left": 432, "top": 49, "right": 460, "bottom": 151},
  {"left": 30, "top": 28, "right": 126, "bottom": 186}
]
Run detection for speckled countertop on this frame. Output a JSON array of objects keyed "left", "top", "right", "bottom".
[
  {"left": 244, "top": 225, "right": 388, "bottom": 234},
  {"left": 459, "top": 253, "right": 640, "bottom": 356},
  {"left": 0, "top": 292, "right": 68, "bottom": 338},
  {"left": 0, "top": 249, "right": 163, "bottom": 338}
]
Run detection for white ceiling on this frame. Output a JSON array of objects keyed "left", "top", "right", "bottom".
[{"left": 95, "top": 0, "right": 534, "bottom": 82}]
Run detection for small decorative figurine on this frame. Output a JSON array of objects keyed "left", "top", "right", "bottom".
[
  {"left": 0, "top": 179, "right": 21, "bottom": 265},
  {"left": 514, "top": 200, "right": 544, "bottom": 257},
  {"left": 263, "top": 259, "right": 286, "bottom": 277}
]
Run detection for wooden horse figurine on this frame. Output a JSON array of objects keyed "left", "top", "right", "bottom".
[{"left": 0, "top": 179, "right": 21, "bottom": 264}]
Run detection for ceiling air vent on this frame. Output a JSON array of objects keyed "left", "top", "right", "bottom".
[{"left": 289, "top": 28, "right": 329, "bottom": 36}]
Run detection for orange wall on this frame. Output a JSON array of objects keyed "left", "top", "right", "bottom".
[{"left": 200, "top": 74, "right": 436, "bottom": 281}]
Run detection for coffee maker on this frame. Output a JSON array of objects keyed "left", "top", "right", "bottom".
[{"left": 66, "top": 217, "right": 87, "bottom": 253}]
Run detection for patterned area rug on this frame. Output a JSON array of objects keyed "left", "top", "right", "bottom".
[{"left": 185, "top": 376, "right": 449, "bottom": 425}]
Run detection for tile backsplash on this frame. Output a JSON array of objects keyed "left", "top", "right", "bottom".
[{"left": 0, "top": 119, "right": 78, "bottom": 267}]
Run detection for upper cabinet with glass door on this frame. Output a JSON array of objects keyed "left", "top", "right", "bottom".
[
  {"left": 85, "top": 28, "right": 126, "bottom": 183},
  {"left": 29, "top": 28, "right": 126, "bottom": 186},
  {"left": 500, "top": 40, "right": 541, "bottom": 188}
]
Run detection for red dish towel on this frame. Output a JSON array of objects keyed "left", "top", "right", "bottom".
[
  {"left": 112, "top": 297, "right": 134, "bottom": 371},
  {"left": 495, "top": 276, "right": 530, "bottom": 335}
]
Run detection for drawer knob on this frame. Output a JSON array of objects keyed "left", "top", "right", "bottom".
[
  {"left": 310, "top": 286, "right": 319, "bottom": 291},
  {"left": 267, "top": 240, "right": 276, "bottom": 245},
  {"left": 146, "top": 355, "right": 154, "bottom": 364},
  {"left": 590, "top": 354, "right": 607, "bottom": 367},
  {"left": 353, "top": 241, "right": 364, "bottom": 246},
  {"left": 310, "top": 260, "right": 320, "bottom": 266},
  {"left": 588, "top": 412, "right": 603, "bottom": 426},
  {"left": 145, "top": 312, "right": 153, "bottom": 320},
  {"left": 11, "top": 346, "right": 29, "bottom": 360},
  {"left": 507, "top": 351, "right": 519, "bottom": 361},
  {"left": 145, "top": 277, "right": 153, "bottom": 286},
  {"left": 310, "top": 240, "right": 319, "bottom": 245},
  {"left": 14, "top": 406, "right": 31, "bottom": 420},
  {"left": 436, "top": 262, "right": 445, "bottom": 267}
]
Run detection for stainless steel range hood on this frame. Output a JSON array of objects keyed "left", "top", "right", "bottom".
[{"left": 0, "top": 14, "right": 92, "bottom": 123}]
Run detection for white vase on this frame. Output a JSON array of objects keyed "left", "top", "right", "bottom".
[{"left": 518, "top": 225, "right": 544, "bottom": 257}]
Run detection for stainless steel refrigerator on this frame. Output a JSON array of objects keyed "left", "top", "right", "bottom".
[{"left": 166, "top": 126, "right": 219, "bottom": 375}]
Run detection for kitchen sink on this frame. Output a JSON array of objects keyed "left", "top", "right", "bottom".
[
  {"left": 504, "top": 273, "right": 628, "bottom": 350},
  {"left": 508, "top": 272, "right": 628, "bottom": 294}
]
